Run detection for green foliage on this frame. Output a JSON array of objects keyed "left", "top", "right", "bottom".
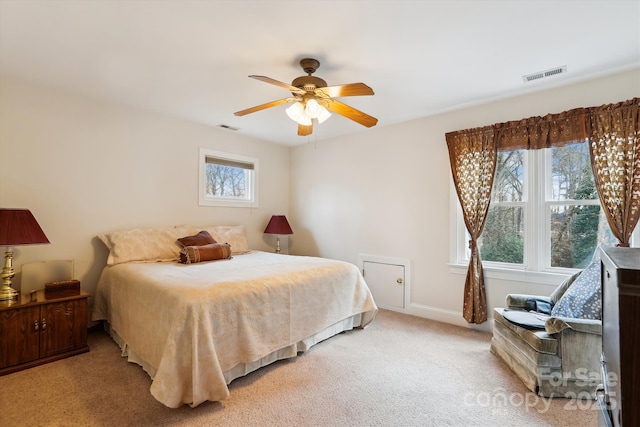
[
  {"left": 570, "top": 166, "right": 599, "bottom": 268},
  {"left": 480, "top": 206, "right": 524, "bottom": 264}
]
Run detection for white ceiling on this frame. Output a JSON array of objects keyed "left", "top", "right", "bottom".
[{"left": 1, "top": 1, "right": 639, "bottom": 146}]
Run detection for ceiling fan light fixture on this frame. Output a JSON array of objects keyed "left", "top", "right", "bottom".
[
  {"left": 305, "top": 98, "right": 321, "bottom": 118},
  {"left": 286, "top": 102, "right": 305, "bottom": 122},
  {"left": 286, "top": 101, "right": 313, "bottom": 126},
  {"left": 317, "top": 106, "right": 331, "bottom": 124},
  {"left": 297, "top": 115, "right": 312, "bottom": 126}
]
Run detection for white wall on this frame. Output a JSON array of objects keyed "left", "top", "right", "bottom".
[
  {"left": 290, "top": 68, "right": 640, "bottom": 329},
  {"left": 0, "top": 76, "right": 290, "bottom": 297}
]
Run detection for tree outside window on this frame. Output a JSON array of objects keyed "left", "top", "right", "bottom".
[
  {"left": 205, "top": 163, "right": 247, "bottom": 199},
  {"left": 479, "top": 150, "right": 525, "bottom": 264}
]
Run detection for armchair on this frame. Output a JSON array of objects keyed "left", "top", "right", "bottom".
[{"left": 490, "top": 271, "right": 602, "bottom": 398}]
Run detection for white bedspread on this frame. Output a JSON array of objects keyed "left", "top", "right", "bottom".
[{"left": 91, "top": 251, "right": 377, "bottom": 407}]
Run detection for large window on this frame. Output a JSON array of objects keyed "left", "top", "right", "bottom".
[
  {"left": 198, "top": 148, "right": 259, "bottom": 208},
  {"left": 458, "top": 141, "right": 619, "bottom": 273}
]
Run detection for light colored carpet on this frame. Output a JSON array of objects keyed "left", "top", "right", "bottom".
[{"left": 0, "top": 309, "right": 597, "bottom": 427}]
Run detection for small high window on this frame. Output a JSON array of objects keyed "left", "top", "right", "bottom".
[{"left": 198, "top": 148, "right": 259, "bottom": 208}]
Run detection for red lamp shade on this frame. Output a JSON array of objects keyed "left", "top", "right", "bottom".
[
  {"left": 0, "top": 209, "right": 50, "bottom": 301},
  {"left": 0, "top": 209, "right": 50, "bottom": 246},
  {"left": 263, "top": 215, "right": 293, "bottom": 235}
]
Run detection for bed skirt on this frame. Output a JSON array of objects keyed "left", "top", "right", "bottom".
[{"left": 103, "top": 313, "right": 365, "bottom": 400}]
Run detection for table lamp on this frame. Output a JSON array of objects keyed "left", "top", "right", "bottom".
[
  {"left": 0, "top": 209, "right": 50, "bottom": 301},
  {"left": 263, "top": 215, "right": 293, "bottom": 254}
]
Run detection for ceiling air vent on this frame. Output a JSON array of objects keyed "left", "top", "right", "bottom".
[
  {"left": 217, "top": 124, "right": 239, "bottom": 131},
  {"left": 522, "top": 65, "right": 567, "bottom": 83}
]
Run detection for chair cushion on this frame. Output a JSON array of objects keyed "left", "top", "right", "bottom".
[
  {"left": 494, "top": 308, "right": 558, "bottom": 355},
  {"left": 551, "top": 251, "right": 602, "bottom": 320}
]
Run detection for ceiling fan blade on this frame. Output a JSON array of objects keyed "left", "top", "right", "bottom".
[
  {"left": 324, "top": 100, "right": 378, "bottom": 128},
  {"left": 315, "top": 83, "right": 374, "bottom": 98},
  {"left": 234, "top": 98, "right": 296, "bottom": 116},
  {"left": 249, "top": 75, "right": 305, "bottom": 95},
  {"left": 298, "top": 122, "right": 313, "bottom": 136}
]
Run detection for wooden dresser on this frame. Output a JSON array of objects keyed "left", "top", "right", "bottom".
[
  {"left": 0, "top": 290, "right": 90, "bottom": 375},
  {"left": 599, "top": 247, "right": 640, "bottom": 427}
]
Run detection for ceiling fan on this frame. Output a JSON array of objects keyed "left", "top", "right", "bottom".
[{"left": 234, "top": 58, "right": 378, "bottom": 136}]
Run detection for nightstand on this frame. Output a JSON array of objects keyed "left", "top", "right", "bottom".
[{"left": 0, "top": 290, "right": 90, "bottom": 375}]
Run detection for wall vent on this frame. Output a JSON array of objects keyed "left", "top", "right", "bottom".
[
  {"left": 217, "top": 124, "right": 239, "bottom": 131},
  {"left": 522, "top": 65, "right": 567, "bottom": 83}
]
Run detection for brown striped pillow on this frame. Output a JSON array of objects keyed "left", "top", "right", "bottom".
[{"left": 179, "top": 242, "right": 232, "bottom": 264}]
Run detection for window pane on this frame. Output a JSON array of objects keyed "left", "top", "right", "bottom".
[
  {"left": 199, "top": 148, "right": 258, "bottom": 208},
  {"left": 492, "top": 150, "right": 524, "bottom": 202},
  {"left": 479, "top": 205, "right": 524, "bottom": 264},
  {"left": 550, "top": 205, "right": 616, "bottom": 268},
  {"left": 551, "top": 143, "right": 597, "bottom": 201},
  {"left": 205, "top": 163, "right": 249, "bottom": 199}
]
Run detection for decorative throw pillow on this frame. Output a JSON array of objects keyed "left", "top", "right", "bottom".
[
  {"left": 98, "top": 225, "right": 194, "bottom": 265},
  {"left": 179, "top": 243, "right": 232, "bottom": 264},
  {"left": 176, "top": 230, "right": 217, "bottom": 248},
  {"left": 550, "top": 251, "right": 602, "bottom": 320},
  {"left": 202, "top": 225, "right": 250, "bottom": 255}
]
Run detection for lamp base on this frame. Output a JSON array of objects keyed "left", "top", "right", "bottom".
[
  {"left": 0, "top": 285, "right": 19, "bottom": 301},
  {"left": 275, "top": 237, "right": 281, "bottom": 254},
  {"left": 0, "top": 249, "right": 18, "bottom": 301}
]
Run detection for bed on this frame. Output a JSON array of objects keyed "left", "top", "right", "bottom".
[{"left": 91, "top": 225, "right": 377, "bottom": 408}]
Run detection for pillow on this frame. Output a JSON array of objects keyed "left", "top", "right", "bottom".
[
  {"left": 176, "top": 230, "right": 217, "bottom": 248},
  {"left": 549, "top": 270, "right": 582, "bottom": 305},
  {"left": 179, "top": 243, "right": 232, "bottom": 264},
  {"left": 98, "top": 225, "right": 193, "bottom": 265},
  {"left": 202, "top": 225, "right": 250, "bottom": 255},
  {"left": 550, "top": 252, "right": 602, "bottom": 320}
]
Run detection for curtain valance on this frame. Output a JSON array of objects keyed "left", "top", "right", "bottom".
[{"left": 496, "top": 107, "right": 586, "bottom": 151}]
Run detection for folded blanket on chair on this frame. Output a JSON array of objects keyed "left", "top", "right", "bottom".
[
  {"left": 525, "top": 297, "right": 552, "bottom": 315},
  {"left": 502, "top": 309, "right": 548, "bottom": 330}
]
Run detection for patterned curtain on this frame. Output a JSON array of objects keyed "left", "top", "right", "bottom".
[
  {"left": 446, "top": 126, "right": 497, "bottom": 324},
  {"left": 586, "top": 98, "right": 640, "bottom": 247}
]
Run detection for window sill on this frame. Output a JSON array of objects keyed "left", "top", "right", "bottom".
[
  {"left": 199, "top": 199, "right": 258, "bottom": 208},
  {"left": 448, "top": 262, "right": 572, "bottom": 286}
]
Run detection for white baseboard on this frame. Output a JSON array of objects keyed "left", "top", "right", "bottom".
[{"left": 379, "top": 302, "right": 493, "bottom": 333}]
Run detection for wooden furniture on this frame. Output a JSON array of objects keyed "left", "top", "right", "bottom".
[
  {"left": 599, "top": 247, "right": 640, "bottom": 427},
  {"left": 0, "top": 290, "right": 89, "bottom": 375}
]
